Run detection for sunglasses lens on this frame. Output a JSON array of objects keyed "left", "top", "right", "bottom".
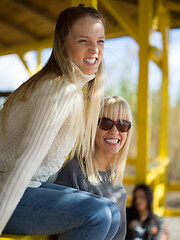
[
  {"left": 98, "top": 118, "right": 131, "bottom": 132},
  {"left": 117, "top": 120, "right": 131, "bottom": 132},
  {"left": 98, "top": 118, "right": 113, "bottom": 130}
]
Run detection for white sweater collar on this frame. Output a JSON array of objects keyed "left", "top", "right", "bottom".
[{"left": 71, "top": 62, "right": 95, "bottom": 89}]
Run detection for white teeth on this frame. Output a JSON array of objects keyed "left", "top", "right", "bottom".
[
  {"left": 84, "top": 58, "right": 96, "bottom": 64},
  {"left": 105, "top": 139, "right": 119, "bottom": 144}
]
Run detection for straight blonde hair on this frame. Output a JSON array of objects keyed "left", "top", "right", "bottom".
[
  {"left": 2, "top": 5, "right": 105, "bottom": 168},
  {"left": 80, "top": 96, "right": 132, "bottom": 185}
]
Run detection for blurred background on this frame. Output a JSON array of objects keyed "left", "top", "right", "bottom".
[{"left": 0, "top": 0, "right": 180, "bottom": 239}]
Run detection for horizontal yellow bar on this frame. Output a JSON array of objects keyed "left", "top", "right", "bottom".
[
  {"left": 126, "top": 157, "right": 136, "bottom": 165},
  {"left": 0, "top": 235, "right": 50, "bottom": 240},
  {"left": 126, "top": 196, "right": 132, "bottom": 206},
  {"left": 147, "top": 158, "right": 169, "bottom": 184},
  {"left": 123, "top": 176, "right": 136, "bottom": 185},
  {"left": 167, "top": 182, "right": 180, "bottom": 191},
  {"left": 71, "top": 0, "right": 97, "bottom": 8},
  {"left": 164, "top": 208, "right": 180, "bottom": 217},
  {"left": 0, "top": 38, "right": 53, "bottom": 56}
]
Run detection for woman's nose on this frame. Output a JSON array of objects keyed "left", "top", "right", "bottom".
[
  {"left": 110, "top": 124, "right": 119, "bottom": 133},
  {"left": 88, "top": 43, "right": 98, "bottom": 53}
]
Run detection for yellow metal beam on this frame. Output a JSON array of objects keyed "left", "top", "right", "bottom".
[
  {"left": 136, "top": 0, "right": 153, "bottom": 184},
  {"left": 123, "top": 176, "right": 135, "bottom": 185},
  {"left": 0, "top": 38, "right": 53, "bottom": 56},
  {"left": 149, "top": 46, "right": 163, "bottom": 70},
  {"left": 105, "top": 26, "right": 126, "bottom": 39},
  {"left": 172, "top": 19, "right": 180, "bottom": 26},
  {"left": 100, "top": 0, "right": 139, "bottom": 43},
  {"left": 126, "top": 196, "right": 132, "bottom": 207},
  {"left": 164, "top": 208, "right": 180, "bottom": 217},
  {"left": 18, "top": 49, "right": 42, "bottom": 76},
  {"left": 0, "top": 16, "right": 37, "bottom": 41},
  {"left": 37, "top": 49, "right": 42, "bottom": 72},
  {"left": 0, "top": 235, "right": 49, "bottom": 240},
  {"left": 158, "top": 2, "right": 170, "bottom": 158},
  {"left": 167, "top": 182, "right": 180, "bottom": 191},
  {"left": 18, "top": 53, "right": 32, "bottom": 76},
  {"left": 147, "top": 158, "right": 169, "bottom": 184},
  {"left": 71, "top": 0, "right": 97, "bottom": 8},
  {"left": 7, "top": 0, "right": 55, "bottom": 25},
  {"left": 153, "top": 183, "right": 165, "bottom": 200},
  {"left": 154, "top": 206, "right": 165, "bottom": 216},
  {"left": 126, "top": 157, "right": 136, "bottom": 165},
  {"left": 166, "top": 1, "right": 180, "bottom": 11}
]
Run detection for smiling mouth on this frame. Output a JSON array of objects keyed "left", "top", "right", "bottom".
[
  {"left": 104, "top": 138, "right": 120, "bottom": 144},
  {"left": 84, "top": 58, "right": 97, "bottom": 64}
]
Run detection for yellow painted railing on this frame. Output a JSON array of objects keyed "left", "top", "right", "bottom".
[{"left": 0, "top": 235, "right": 51, "bottom": 240}]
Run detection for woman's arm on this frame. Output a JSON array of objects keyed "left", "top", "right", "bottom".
[
  {"left": 0, "top": 80, "right": 76, "bottom": 233},
  {"left": 152, "top": 215, "right": 164, "bottom": 240}
]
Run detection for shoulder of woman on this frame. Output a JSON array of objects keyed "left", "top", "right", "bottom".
[
  {"left": 63, "top": 157, "right": 80, "bottom": 169},
  {"left": 153, "top": 214, "right": 163, "bottom": 222},
  {"left": 56, "top": 158, "right": 87, "bottom": 187},
  {"left": 33, "top": 77, "right": 77, "bottom": 98},
  {"left": 61, "top": 158, "right": 84, "bottom": 176}
]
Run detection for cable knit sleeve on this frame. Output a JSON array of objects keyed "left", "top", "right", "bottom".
[{"left": 0, "top": 79, "right": 77, "bottom": 234}]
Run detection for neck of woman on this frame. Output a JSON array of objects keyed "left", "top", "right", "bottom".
[
  {"left": 94, "top": 149, "right": 114, "bottom": 172},
  {"left": 139, "top": 209, "right": 149, "bottom": 223}
]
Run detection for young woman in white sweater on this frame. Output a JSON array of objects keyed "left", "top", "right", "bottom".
[{"left": 0, "top": 5, "right": 120, "bottom": 240}]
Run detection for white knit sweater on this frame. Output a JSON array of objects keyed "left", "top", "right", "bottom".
[{"left": 0, "top": 65, "right": 95, "bottom": 234}]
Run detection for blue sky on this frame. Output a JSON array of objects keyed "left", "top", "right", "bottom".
[{"left": 0, "top": 28, "right": 180, "bottom": 106}]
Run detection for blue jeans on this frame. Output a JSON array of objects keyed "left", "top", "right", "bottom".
[{"left": 3, "top": 182, "right": 120, "bottom": 240}]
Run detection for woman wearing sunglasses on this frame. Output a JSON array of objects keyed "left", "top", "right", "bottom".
[{"left": 56, "top": 95, "right": 132, "bottom": 240}]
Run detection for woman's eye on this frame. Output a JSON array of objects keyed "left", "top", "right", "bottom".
[
  {"left": 98, "top": 40, "right": 104, "bottom": 44},
  {"left": 79, "top": 40, "right": 87, "bottom": 43}
]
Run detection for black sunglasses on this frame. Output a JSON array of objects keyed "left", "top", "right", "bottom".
[{"left": 98, "top": 117, "right": 131, "bottom": 133}]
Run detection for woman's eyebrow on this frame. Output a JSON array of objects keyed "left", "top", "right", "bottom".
[{"left": 76, "top": 35, "right": 105, "bottom": 38}]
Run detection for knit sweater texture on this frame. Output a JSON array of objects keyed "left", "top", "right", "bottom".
[
  {"left": 0, "top": 65, "right": 94, "bottom": 233},
  {"left": 56, "top": 158, "right": 127, "bottom": 240}
]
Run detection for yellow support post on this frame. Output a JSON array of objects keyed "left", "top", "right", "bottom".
[
  {"left": 136, "top": 0, "right": 153, "bottom": 184},
  {"left": 37, "top": 49, "right": 42, "bottom": 72},
  {"left": 71, "top": 0, "right": 97, "bottom": 8},
  {"left": 158, "top": 2, "right": 170, "bottom": 158},
  {"left": 18, "top": 53, "right": 32, "bottom": 76},
  {"left": 157, "top": 1, "right": 170, "bottom": 216},
  {"left": 100, "top": 0, "right": 139, "bottom": 43}
]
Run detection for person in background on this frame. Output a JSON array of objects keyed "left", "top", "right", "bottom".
[
  {"left": 56, "top": 95, "right": 133, "bottom": 240},
  {"left": 0, "top": 5, "right": 121, "bottom": 240},
  {"left": 125, "top": 184, "right": 166, "bottom": 240}
]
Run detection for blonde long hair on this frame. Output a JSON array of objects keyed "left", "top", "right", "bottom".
[
  {"left": 2, "top": 5, "right": 105, "bottom": 165},
  {"left": 83, "top": 96, "right": 132, "bottom": 185}
]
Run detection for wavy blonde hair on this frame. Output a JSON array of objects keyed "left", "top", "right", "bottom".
[
  {"left": 2, "top": 5, "right": 105, "bottom": 166},
  {"left": 82, "top": 96, "right": 132, "bottom": 185}
]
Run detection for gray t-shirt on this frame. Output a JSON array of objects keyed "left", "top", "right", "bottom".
[{"left": 55, "top": 158, "right": 127, "bottom": 240}]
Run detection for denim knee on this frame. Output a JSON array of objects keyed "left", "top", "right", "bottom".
[
  {"left": 86, "top": 199, "right": 120, "bottom": 239},
  {"left": 104, "top": 201, "right": 121, "bottom": 240},
  {"left": 60, "top": 199, "right": 114, "bottom": 240}
]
